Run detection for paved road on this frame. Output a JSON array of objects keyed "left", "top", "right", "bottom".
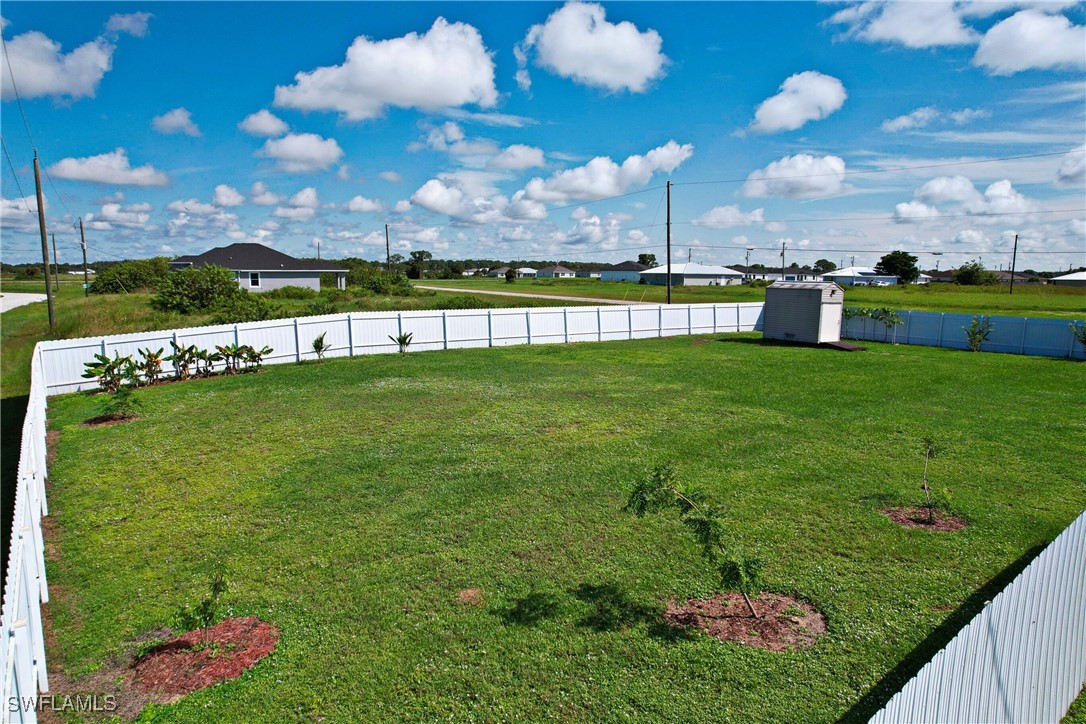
[
  {"left": 0, "top": 292, "right": 47, "bottom": 313},
  {"left": 416, "top": 285, "right": 655, "bottom": 306}
]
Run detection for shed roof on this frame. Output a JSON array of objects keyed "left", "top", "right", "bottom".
[
  {"left": 768, "top": 281, "right": 844, "bottom": 292},
  {"left": 172, "top": 243, "right": 345, "bottom": 273},
  {"left": 1051, "top": 270, "right": 1086, "bottom": 281}
]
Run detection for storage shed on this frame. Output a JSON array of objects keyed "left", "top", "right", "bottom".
[{"left": 762, "top": 281, "right": 844, "bottom": 344}]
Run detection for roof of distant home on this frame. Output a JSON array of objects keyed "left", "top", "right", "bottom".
[
  {"left": 1052, "top": 270, "right": 1086, "bottom": 281},
  {"left": 538, "top": 265, "right": 575, "bottom": 273},
  {"left": 171, "top": 243, "right": 346, "bottom": 273},
  {"left": 642, "top": 263, "right": 743, "bottom": 275},
  {"left": 609, "top": 261, "right": 650, "bottom": 272}
]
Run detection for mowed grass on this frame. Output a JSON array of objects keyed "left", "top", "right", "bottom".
[
  {"left": 420, "top": 277, "right": 1086, "bottom": 318},
  {"left": 43, "top": 336, "right": 1085, "bottom": 721}
]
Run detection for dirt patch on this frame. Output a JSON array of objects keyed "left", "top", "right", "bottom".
[
  {"left": 133, "top": 617, "right": 279, "bottom": 698},
  {"left": 881, "top": 506, "right": 967, "bottom": 531},
  {"left": 45, "top": 429, "right": 60, "bottom": 467},
  {"left": 81, "top": 414, "right": 138, "bottom": 428},
  {"left": 664, "top": 593, "right": 825, "bottom": 651},
  {"left": 691, "top": 337, "right": 712, "bottom": 345},
  {"left": 39, "top": 618, "right": 278, "bottom": 722},
  {"left": 457, "top": 588, "right": 486, "bottom": 607}
]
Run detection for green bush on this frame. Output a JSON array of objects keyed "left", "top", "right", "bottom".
[
  {"left": 90, "top": 258, "right": 169, "bottom": 294},
  {"left": 209, "top": 293, "right": 282, "bottom": 324},
  {"left": 263, "top": 285, "right": 318, "bottom": 300},
  {"left": 151, "top": 265, "right": 241, "bottom": 313},
  {"left": 321, "top": 288, "right": 351, "bottom": 303},
  {"left": 433, "top": 295, "right": 493, "bottom": 310},
  {"left": 954, "top": 261, "right": 1000, "bottom": 286},
  {"left": 14, "top": 266, "right": 41, "bottom": 281},
  {"left": 306, "top": 299, "right": 338, "bottom": 316}
]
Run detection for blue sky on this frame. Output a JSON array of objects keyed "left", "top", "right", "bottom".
[{"left": 1, "top": 1, "right": 1083, "bottom": 271}]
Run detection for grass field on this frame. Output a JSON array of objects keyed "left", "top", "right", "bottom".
[
  {"left": 418, "top": 277, "right": 1086, "bottom": 318},
  {"left": 42, "top": 335, "right": 1085, "bottom": 721}
]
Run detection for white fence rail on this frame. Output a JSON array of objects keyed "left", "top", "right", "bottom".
[
  {"left": 844, "top": 310, "right": 1086, "bottom": 359},
  {"left": 871, "top": 511, "right": 1086, "bottom": 723},
  {"left": 36, "top": 302, "right": 766, "bottom": 394},
  {"left": 1, "top": 347, "right": 50, "bottom": 723}
]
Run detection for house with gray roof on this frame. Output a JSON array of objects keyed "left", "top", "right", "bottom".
[{"left": 169, "top": 243, "right": 346, "bottom": 292}]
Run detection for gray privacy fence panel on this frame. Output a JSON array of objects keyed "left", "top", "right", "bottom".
[
  {"left": 870, "top": 511, "right": 1086, "bottom": 723},
  {"left": 844, "top": 310, "right": 1085, "bottom": 359},
  {"left": 38, "top": 303, "right": 767, "bottom": 394}
]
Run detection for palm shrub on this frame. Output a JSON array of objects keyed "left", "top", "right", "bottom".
[
  {"left": 312, "top": 333, "right": 330, "bottom": 362},
  {"left": 389, "top": 332, "right": 413, "bottom": 356},
  {"left": 962, "top": 315, "right": 994, "bottom": 352},
  {"left": 624, "top": 463, "right": 764, "bottom": 618}
]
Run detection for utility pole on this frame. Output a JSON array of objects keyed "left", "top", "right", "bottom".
[
  {"left": 666, "top": 180, "right": 672, "bottom": 304},
  {"left": 1009, "top": 233, "right": 1019, "bottom": 296},
  {"left": 687, "top": 248, "right": 691, "bottom": 263},
  {"left": 315, "top": 239, "right": 321, "bottom": 260},
  {"left": 385, "top": 223, "right": 391, "bottom": 273},
  {"left": 780, "top": 240, "right": 787, "bottom": 281},
  {"left": 746, "top": 248, "right": 753, "bottom": 267},
  {"left": 79, "top": 218, "right": 90, "bottom": 297},
  {"left": 850, "top": 255, "right": 855, "bottom": 268},
  {"left": 51, "top": 232, "right": 60, "bottom": 291},
  {"left": 33, "top": 151, "right": 56, "bottom": 333}
]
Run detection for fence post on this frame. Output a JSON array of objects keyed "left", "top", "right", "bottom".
[
  {"left": 1020, "top": 318, "right": 1027, "bottom": 355},
  {"left": 442, "top": 311, "right": 448, "bottom": 350},
  {"left": 487, "top": 310, "right": 493, "bottom": 347},
  {"left": 293, "top": 318, "right": 301, "bottom": 362},
  {"left": 597, "top": 307, "right": 603, "bottom": 342},
  {"left": 526, "top": 309, "right": 532, "bottom": 345},
  {"left": 936, "top": 313, "right": 944, "bottom": 347},
  {"left": 628, "top": 306, "right": 634, "bottom": 339},
  {"left": 905, "top": 311, "right": 911, "bottom": 345},
  {"left": 712, "top": 304, "right": 717, "bottom": 333},
  {"left": 688, "top": 305, "right": 692, "bottom": 335},
  {"left": 347, "top": 314, "right": 354, "bottom": 356},
  {"left": 658, "top": 306, "right": 663, "bottom": 337},
  {"left": 563, "top": 308, "right": 569, "bottom": 343}
]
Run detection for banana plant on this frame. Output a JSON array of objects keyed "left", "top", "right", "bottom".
[
  {"left": 243, "top": 345, "right": 273, "bottom": 372},
  {"left": 81, "top": 352, "right": 133, "bottom": 393},
  {"left": 194, "top": 347, "right": 223, "bottom": 377},
  {"left": 138, "top": 347, "right": 165, "bottom": 385},
  {"left": 167, "top": 341, "right": 198, "bottom": 380},
  {"left": 215, "top": 343, "right": 248, "bottom": 374}
]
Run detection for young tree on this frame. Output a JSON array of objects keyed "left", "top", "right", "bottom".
[
  {"left": 407, "top": 250, "right": 433, "bottom": 279},
  {"left": 954, "top": 261, "right": 999, "bottom": 286},
  {"left": 874, "top": 251, "right": 919, "bottom": 284},
  {"left": 638, "top": 253, "right": 657, "bottom": 267},
  {"left": 813, "top": 259, "right": 837, "bottom": 274},
  {"left": 505, "top": 268, "right": 516, "bottom": 284}
]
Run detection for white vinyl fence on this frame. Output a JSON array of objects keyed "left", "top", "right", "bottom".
[
  {"left": 871, "top": 511, "right": 1086, "bottom": 723},
  {"left": 844, "top": 310, "right": 1086, "bottom": 359},
  {"left": 36, "top": 303, "right": 766, "bottom": 394}
]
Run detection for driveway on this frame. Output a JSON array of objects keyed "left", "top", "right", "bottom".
[
  {"left": 0, "top": 292, "right": 47, "bottom": 313},
  {"left": 416, "top": 285, "right": 654, "bottom": 305}
]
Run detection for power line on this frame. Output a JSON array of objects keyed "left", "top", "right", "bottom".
[
  {"left": 678, "top": 207, "right": 1085, "bottom": 226},
  {"left": 1, "top": 135, "right": 35, "bottom": 214},
  {"left": 673, "top": 151, "right": 1073, "bottom": 187},
  {"left": 39, "top": 157, "right": 75, "bottom": 218},
  {"left": 1, "top": 34, "right": 35, "bottom": 147}
]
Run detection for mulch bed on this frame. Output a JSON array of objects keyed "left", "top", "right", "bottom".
[
  {"left": 881, "top": 506, "right": 967, "bottom": 531},
  {"left": 664, "top": 593, "right": 825, "bottom": 651},
  {"left": 133, "top": 617, "right": 279, "bottom": 699},
  {"left": 81, "top": 414, "right": 137, "bottom": 428}
]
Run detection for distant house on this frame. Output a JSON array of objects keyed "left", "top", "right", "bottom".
[
  {"left": 516, "top": 267, "right": 538, "bottom": 278},
  {"left": 537, "top": 265, "right": 576, "bottom": 278},
  {"left": 926, "top": 270, "right": 956, "bottom": 283},
  {"left": 819, "top": 266, "right": 898, "bottom": 286},
  {"left": 600, "top": 261, "right": 648, "bottom": 282},
  {"left": 1051, "top": 270, "right": 1086, "bottom": 287},
  {"left": 731, "top": 265, "right": 819, "bottom": 283},
  {"left": 487, "top": 267, "right": 510, "bottom": 278},
  {"left": 640, "top": 263, "right": 744, "bottom": 286},
  {"left": 992, "top": 270, "right": 1041, "bottom": 284},
  {"left": 575, "top": 269, "right": 602, "bottom": 279},
  {"left": 462, "top": 268, "right": 483, "bottom": 276},
  {"left": 169, "top": 243, "right": 346, "bottom": 292}
]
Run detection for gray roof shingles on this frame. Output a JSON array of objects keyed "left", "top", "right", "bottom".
[{"left": 171, "top": 243, "right": 346, "bottom": 272}]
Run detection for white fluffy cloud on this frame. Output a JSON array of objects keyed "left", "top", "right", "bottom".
[
  {"left": 517, "top": 1, "right": 667, "bottom": 93},
  {"left": 347, "top": 195, "right": 383, "bottom": 213},
  {"left": 523, "top": 140, "right": 692, "bottom": 203},
  {"left": 898, "top": 176, "right": 1040, "bottom": 222},
  {"left": 916, "top": 175, "right": 984, "bottom": 205},
  {"left": 893, "top": 201, "right": 941, "bottom": 222},
  {"left": 48, "top": 148, "right": 169, "bottom": 186},
  {"left": 273, "top": 206, "right": 315, "bottom": 222},
  {"left": 166, "top": 198, "right": 216, "bottom": 214},
  {"left": 748, "top": 71, "right": 846, "bottom": 134},
  {"left": 274, "top": 18, "right": 497, "bottom": 121},
  {"left": 250, "top": 182, "right": 281, "bottom": 206},
  {"left": 692, "top": 205, "right": 765, "bottom": 228},
  {"left": 827, "top": 2, "right": 978, "bottom": 48},
  {"left": 380, "top": 171, "right": 403, "bottom": 183},
  {"left": 410, "top": 176, "right": 547, "bottom": 224},
  {"left": 489, "top": 144, "right": 545, "bottom": 170},
  {"left": 152, "top": 107, "right": 201, "bottom": 136},
  {"left": 0, "top": 15, "right": 148, "bottom": 102},
  {"left": 881, "top": 106, "right": 940, "bottom": 132},
  {"left": 0, "top": 196, "right": 42, "bottom": 232},
  {"left": 394, "top": 200, "right": 412, "bottom": 213},
  {"left": 288, "top": 187, "right": 320, "bottom": 209},
  {"left": 742, "top": 154, "right": 847, "bottom": 199},
  {"left": 258, "top": 133, "right": 344, "bottom": 173},
  {"left": 416, "top": 122, "right": 499, "bottom": 158},
  {"left": 974, "top": 10, "right": 1086, "bottom": 75},
  {"left": 213, "top": 185, "right": 245, "bottom": 207},
  {"left": 1055, "top": 144, "right": 1085, "bottom": 187},
  {"left": 85, "top": 201, "right": 151, "bottom": 230},
  {"left": 239, "top": 109, "right": 288, "bottom": 137}
]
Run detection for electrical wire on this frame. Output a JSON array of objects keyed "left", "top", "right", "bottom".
[
  {"left": 1, "top": 135, "right": 35, "bottom": 214},
  {"left": 1, "top": 35, "right": 35, "bottom": 148}
]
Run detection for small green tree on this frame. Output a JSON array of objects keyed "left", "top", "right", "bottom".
[
  {"left": 638, "top": 253, "right": 657, "bottom": 267},
  {"left": 624, "top": 463, "right": 763, "bottom": 618},
  {"left": 389, "top": 332, "right": 413, "bottom": 356},
  {"left": 874, "top": 250, "right": 919, "bottom": 284},
  {"left": 963, "top": 315, "right": 993, "bottom": 352},
  {"left": 177, "top": 569, "right": 229, "bottom": 646},
  {"left": 1070, "top": 323, "right": 1086, "bottom": 356},
  {"left": 312, "top": 332, "right": 330, "bottom": 362},
  {"left": 95, "top": 387, "right": 143, "bottom": 421},
  {"left": 151, "top": 265, "right": 242, "bottom": 313},
  {"left": 505, "top": 268, "right": 516, "bottom": 284}
]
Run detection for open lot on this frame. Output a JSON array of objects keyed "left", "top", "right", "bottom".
[
  {"left": 42, "top": 334, "right": 1085, "bottom": 720},
  {"left": 419, "top": 277, "right": 1086, "bottom": 318}
]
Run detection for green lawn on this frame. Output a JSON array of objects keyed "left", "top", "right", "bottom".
[
  {"left": 418, "top": 277, "right": 1086, "bottom": 318},
  {"left": 42, "top": 335, "right": 1085, "bottom": 721}
]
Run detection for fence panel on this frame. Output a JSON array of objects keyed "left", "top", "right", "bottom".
[{"left": 871, "top": 512, "right": 1086, "bottom": 723}]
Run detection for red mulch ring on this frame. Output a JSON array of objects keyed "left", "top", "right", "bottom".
[
  {"left": 664, "top": 593, "right": 825, "bottom": 651},
  {"left": 882, "top": 506, "right": 967, "bottom": 531},
  {"left": 133, "top": 617, "right": 279, "bottom": 698}
]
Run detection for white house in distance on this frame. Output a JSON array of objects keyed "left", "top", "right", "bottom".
[
  {"left": 819, "top": 266, "right": 899, "bottom": 286},
  {"left": 487, "top": 266, "right": 510, "bottom": 278},
  {"left": 640, "top": 262, "right": 744, "bottom": 286},
  {"left": 601, "top": 260, "right": 649, "bottom": 282},
  {"left": 731, "top": 265, "right": 820, "bottom": 282},
  {"left": 169, "top": 243, "right": 347, "bottom": 292},
  {"left": 1051, "top": 270, "right": 1086, "bottom": 287},
  {"left": 516, "top": 267, "right": 538, "bottom": 278},
  {"left": 537, "top": 265, "right": 576, "bottom": 279},
  {"left": 575, "top": 269, "right": 602, "bottom": 279}
]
